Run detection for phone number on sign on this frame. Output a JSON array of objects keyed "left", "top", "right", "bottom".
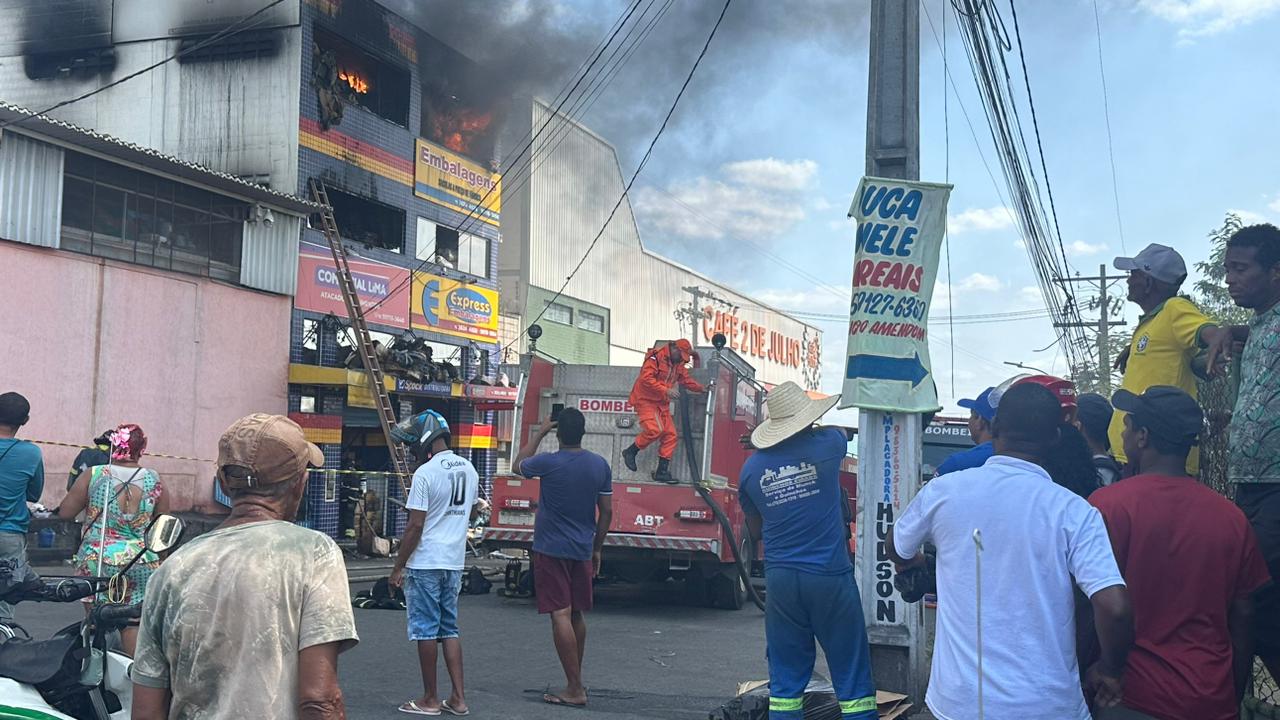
[{"left": 850, "top": 291, "right": 927, "bottom": 321}]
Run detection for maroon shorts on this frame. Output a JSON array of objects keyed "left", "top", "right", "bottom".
[{"left": 533, "top": 552, "right": 594, "bottom": 614}]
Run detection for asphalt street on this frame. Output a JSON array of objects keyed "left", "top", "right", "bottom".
[{"left": 14, "top": 568, "right": 773, "bottom": 720}]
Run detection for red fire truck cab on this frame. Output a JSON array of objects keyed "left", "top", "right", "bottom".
[{"left": 483, "top": 345, "right": 771, "bottom": 609}]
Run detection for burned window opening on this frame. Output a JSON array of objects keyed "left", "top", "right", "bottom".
[
  {"left": 326, "top": 188, "right": 405, "bottom": 253},
  {"left": 177, "top": 29, "right": 281, "bottom": 64},
  {"left": 419, "top": 34, "right": 500, "bottom": 164},
  {"left": 24, "top": 47, "right": 116, "bottom": 80},
  {"left": 312, "top": 28, "right": 410, "bottom": 130}
]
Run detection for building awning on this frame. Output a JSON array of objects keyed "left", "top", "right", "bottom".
[{"left": 0, "top": 102, "right": 322, "bottom": 216}]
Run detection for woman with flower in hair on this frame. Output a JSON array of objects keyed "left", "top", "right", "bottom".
[{"left": 60, "top": 423, "right": 166, "bottom": 656}]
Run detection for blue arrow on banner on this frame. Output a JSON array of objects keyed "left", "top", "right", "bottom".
[{"left": 845, "top": 352, "right": 930, "bottom": 387}]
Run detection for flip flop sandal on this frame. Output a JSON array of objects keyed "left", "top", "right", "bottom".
[
  {"left": 398, "top": 700, "right": 441, "bottom": 716},
  {"left": 542, "top": 693, "right": 587, "bottom": 709},
  {"left": 442, "top": 700, "right": 470, "bottom": 716}
]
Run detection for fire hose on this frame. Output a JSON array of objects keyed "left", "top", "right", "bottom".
[{"left": 677, "top": 386, "right": 767, "bottom": 612}]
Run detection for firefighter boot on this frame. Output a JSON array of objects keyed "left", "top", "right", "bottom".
[
  {"left": 622, "top": 443, "right": 640, "bottom": 472},
  {"left": 653, "top": 457, "right": 678, "bottom": 484}
]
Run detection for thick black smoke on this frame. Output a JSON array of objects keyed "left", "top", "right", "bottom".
[{"left": 376, "top": 0, "right": 869, "bottom": 164}]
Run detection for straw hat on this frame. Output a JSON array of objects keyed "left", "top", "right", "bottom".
[{"left": 751, "top": 382, "right": 840, "bottom": 449}]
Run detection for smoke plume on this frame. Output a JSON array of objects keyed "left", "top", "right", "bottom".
[{"left": 376, "top": 0, "right": 869, "bottom": 164}]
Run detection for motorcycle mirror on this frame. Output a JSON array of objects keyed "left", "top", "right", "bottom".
[{"left": 145, "top": 515, "right": 184, "bottom": 553}]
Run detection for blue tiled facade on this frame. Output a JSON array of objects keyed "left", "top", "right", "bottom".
[{"left": 289, "top": 0, "right": 501, "bottom": 538}]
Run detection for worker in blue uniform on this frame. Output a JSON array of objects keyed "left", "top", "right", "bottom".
[{"left": 739, "top": 382, "right": 877, "bottom": 720}]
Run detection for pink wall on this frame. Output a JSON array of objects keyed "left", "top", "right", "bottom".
[{"left": 0, "top": 242, "right": 291, "bottom": 514}]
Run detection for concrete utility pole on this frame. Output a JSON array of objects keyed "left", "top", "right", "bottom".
[
  {"left": 676, "top": 285, "right": 733, "bottom": 345},
  {"left": 857, "top": 0, "right": 927, "bottom": 703},
  {"left": 1054, "top": 264, "right": 1127, "bottom": 393}
]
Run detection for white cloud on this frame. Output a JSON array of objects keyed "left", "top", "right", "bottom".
[
  {"left": 633, "top": 158, "right": 819, "bottom": 241},
  {"left": 1139, "top": 0, "right": 1280, "bottom": 37},
  {"left": 1229, "top": 208, "right": 1270, "bottom": 225},
  {"left": 811, "top": 196, "right": 834, "bottom": 212},
  {"left": 1019, "top": 285, "right": 1044, "bottom": 305},
  {"left": 949, "top": 206, "right": 1016, "bottom": 234},
  {"left": 1067, "top": 240, "right": 1108, "bottom": 256},
  {"left": 721, "top": 158, "right": 818, "bottom": 191},
  {"left": 1014, "top": 238, "right": 1027, "bottom": 249},
  {"left": 1268, "top": 194, "right": 1280, "bottom": 214},
  {"left": 753, "top": 288, "right": 848, "bottom": 316},
  {"left": 956, "top": 272, "right": 1003, "bottom": 292}
]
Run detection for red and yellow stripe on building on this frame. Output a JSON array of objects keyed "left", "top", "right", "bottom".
[
  {"left": 299, "top": 117, "right": 413, "bottom": 187},
  {"left": 289, "top": 412, "right": 343, "bottom": 446},
  {"left": 455, "top": 423, "right": 497, "bottom": 450}
]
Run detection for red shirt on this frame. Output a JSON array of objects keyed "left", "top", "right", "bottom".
[{"left": 1090, "top": 474, "right": 1271, "bottom": 720}]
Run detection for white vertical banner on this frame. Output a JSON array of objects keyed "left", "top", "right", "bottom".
[{"left": 841, "top": 177, "right": 952, "bottom": 413}]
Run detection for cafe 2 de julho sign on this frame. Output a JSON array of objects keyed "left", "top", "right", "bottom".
[{"left": 700, "top": 307, "right": 820, "bottom": 372}]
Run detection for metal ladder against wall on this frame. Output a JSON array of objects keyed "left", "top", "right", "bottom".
[{"left": 308, "top": 178, "right": 411, "bottom": 489}]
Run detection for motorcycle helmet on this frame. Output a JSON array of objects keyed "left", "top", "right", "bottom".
[
  {"left": 391, "top": 410, "right": 451, "bottom": 455},
  {"left": 990, "top": 373, "right": 1078, "bottom": 423}
]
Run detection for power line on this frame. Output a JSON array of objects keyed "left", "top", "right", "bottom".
[
  {"left": 942, "top": 0, "right": 956, "bottom": 397},
  {"left": 0, "top": 0, "right": 290, "bottom": 130},
  {"left": 1008, "top": 0, "right": 1069, "bottom": 283},
  {"left": 1091, "top": 0, "right": 1127, "bottom": 253},
  {"left": 502, "top": 0, "right": 736, "bottom": 354}
]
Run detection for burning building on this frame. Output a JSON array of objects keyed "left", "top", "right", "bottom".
[
  {"left": 0, "top": 0, "right": 510, "bottom": 539},
  {"left": 0, "top": 0, "right": 818, "bottom": 540}
]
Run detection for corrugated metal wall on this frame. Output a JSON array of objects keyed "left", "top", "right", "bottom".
[
  {"left": 0, "top": 131, "right": 64, "bottom": 249},
  {"left": 513, "top": 101, "right": 821, "bottom": 387},
  {"left": 240, "top": 213, "right": 303, "bottom": 295}
]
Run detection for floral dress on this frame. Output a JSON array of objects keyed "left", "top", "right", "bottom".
[{"left": 73, "top": 465, "right": 163, "bottom": 606}]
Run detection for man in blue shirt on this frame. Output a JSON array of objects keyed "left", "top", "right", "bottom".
[
  {"left": 0, "top": 392, "right": 43, "bottom": 622},
  {"left": 935, "top": 386, "right": 996, "bottom": 476},
  {"left": 739, "top": 382, "right": 876, "bottom": 720},
  {"left": 512, "top": 408, "right": 613, "bottom": 710}
]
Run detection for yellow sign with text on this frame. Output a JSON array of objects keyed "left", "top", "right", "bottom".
[
  {"left": 411, "top": 273, "right": 500, "bottom": 343},
  {"left": 413, "top": 139, "right": 501, "bottom": 227}
]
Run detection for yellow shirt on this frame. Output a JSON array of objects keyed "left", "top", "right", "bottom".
[{"left": 1109, "top": 297, "right": 1213, "bottom": 473}]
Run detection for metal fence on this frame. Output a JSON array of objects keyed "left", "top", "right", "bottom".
[{"left": 1198, "top": 374, "right": 1279, "bottom": 712}]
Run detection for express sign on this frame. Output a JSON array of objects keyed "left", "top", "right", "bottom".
[{"left": 577, "top": 398, "right": 635, "bottom": 414}]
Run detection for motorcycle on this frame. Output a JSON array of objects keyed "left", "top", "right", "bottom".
[{"left": 0, "top": 514, "right": 184, "bottom": 720}]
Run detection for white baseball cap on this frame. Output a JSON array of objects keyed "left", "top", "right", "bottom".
[{"left": 1113, "top": 243, "right": 1187, "bottom": 285}]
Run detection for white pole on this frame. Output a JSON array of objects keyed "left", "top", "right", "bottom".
[{"left": 973, "top": 528, "right": 984, "bottom": 720}]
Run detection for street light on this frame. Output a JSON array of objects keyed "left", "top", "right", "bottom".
[{"left": 1003, "top": 360, "right": 1049, "bottom": 375}]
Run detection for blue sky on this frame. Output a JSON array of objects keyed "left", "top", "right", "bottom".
[{"left": 528, "top": 0, "right": 1280, "bottom": 420}]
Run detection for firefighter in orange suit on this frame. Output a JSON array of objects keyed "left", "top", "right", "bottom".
[{"left": 622, "top": 339, "right": 707, "bottom": 484}]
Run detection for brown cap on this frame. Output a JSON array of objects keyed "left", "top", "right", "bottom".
[{"left": 216, "top": 414, "right": 325, "bottom": 488}]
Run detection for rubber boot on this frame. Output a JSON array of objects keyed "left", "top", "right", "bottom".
[
  {"left": 622, "top": 443, "right": 640, "bottom": 472},
  {"left": 653, "top": 457, "right": 677, "bottom": 484}
]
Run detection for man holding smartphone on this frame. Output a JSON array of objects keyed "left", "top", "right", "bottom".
[{"left": 512, "top": 408, "right": 613, "bottom": 709}]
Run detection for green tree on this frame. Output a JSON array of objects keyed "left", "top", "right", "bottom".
[{"left": 1193, "top": 212, "right": 1250, "bottom": 326}]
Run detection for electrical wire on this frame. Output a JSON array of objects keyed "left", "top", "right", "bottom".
[
  {"left": 1091, "top": 0, "right": 1127, "bottom": 253},
  {"left": 500, "top": 0, "right": 736, "bottom": 355},
  {"left": 0, "top": 0, "right": 290, "bottom": 130},
  {"left": 948, "top": 0, "right": 1089, "bottom": 368},
  {"left": 943, "top": 0, "right": 956, "bottom": 397}
]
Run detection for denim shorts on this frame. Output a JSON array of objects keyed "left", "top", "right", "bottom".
[{"left": 404, "top": 568, "right": 463, "bottom": 641}]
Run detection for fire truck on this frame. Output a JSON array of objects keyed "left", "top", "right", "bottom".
[{"left": 483, "top": 342, "right": 788, "bottom": 610}]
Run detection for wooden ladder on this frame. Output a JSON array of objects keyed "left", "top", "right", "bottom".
[{"left": 308, "top": 178, "right": 411, "bottom": 488}]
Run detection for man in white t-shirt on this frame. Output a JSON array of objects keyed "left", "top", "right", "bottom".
[
  {"left": 889, "top": 383, "right": 1134, "bottom": 720},
  {"left": 390, "top": 410, "right": 480, "bottom": 717}
]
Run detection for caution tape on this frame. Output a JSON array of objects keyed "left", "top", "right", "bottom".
[{"left": 28, "top": 438, "right": 412, "bottom": 476}]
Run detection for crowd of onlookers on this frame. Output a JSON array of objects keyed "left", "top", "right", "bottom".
[
  {"left": 885, "top": 223, "right": 1280, "bottom": 719},
  {"left": 1, "top": 222, "right": 1277, "bottom": 719}
]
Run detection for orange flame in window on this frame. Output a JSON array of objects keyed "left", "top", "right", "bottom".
[{"left": 338, "top": 69, "right": 369, "bottom": 94}]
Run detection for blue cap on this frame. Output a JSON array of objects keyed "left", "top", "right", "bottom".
[{"left": 958, "top": 387, "right": 997, "bottom": 422}]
